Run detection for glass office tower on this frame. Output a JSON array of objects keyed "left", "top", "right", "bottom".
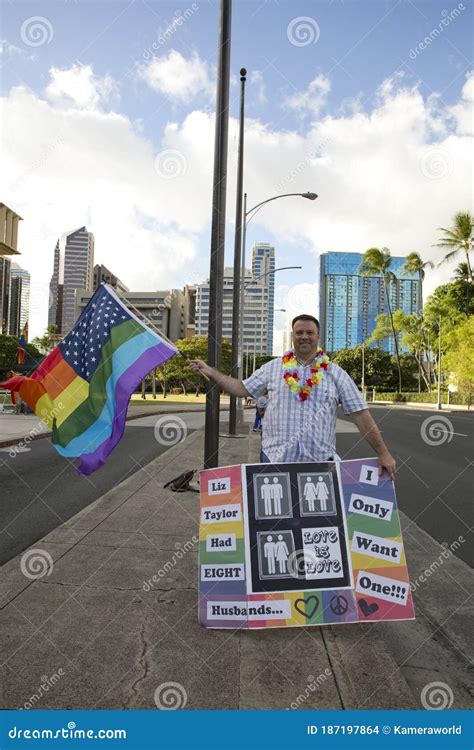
[{"left": 319, "top": 252, "right": 421, "bottom": 354}]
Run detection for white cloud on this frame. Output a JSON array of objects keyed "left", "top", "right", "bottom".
[
  {"left": 250, "top": 70, "right": 267, "bottom": 105},
  {"left": 45, "top": 64, "right": 120, "bottom": 110},
  {"left": 138, "top": 49, "right": 214, "bottom": 103},
  {"left": 448, "top": 71, "right": 474, "bottom": 136},
  {"left": 283, "top": 73, "right": 331, "bottom": 117},
  {"left": 0, "top": 65, "right": 472, "bottom": 346}
]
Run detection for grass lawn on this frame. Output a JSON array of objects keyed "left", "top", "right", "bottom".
[{"left": 130, "top": 393, "right": 208, "bottom": 404}]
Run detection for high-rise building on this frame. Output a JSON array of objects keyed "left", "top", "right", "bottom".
[
  {"left": 75, "top": 285, "right": 195, "bottom": 342},
  {"left": 0, "top": 257, "right": 11, "bottom": 334},
  {"left": 319, "top": 252, "right": 421, "bottom": 354},
  {"left": 49, "top": 226, "right": 94, "bottom": 336},
  {"left": 0, "top": 203, "right": 22, "bottom": 257},
  {"left": 93, "top": 264, "right": 129, "bottom": 294},
  {"left": 8, "top": 263, "right": 30, "bottom": 336},
  {"left": 252, "top": 243, "right": 275, "bottom": 355},
  {"left": 195, "top": 267, "right": 270, "bottom": 355}
]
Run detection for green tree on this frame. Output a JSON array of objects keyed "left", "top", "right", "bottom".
[
  {"left": 367, "top": 311, "right": 431, "bottom": 391},
  {"left": 31, "top": 324, "right": 58, "bottom": 354},
  {"left": 359, "top": 247, "right": 403, "bottom": 391},
  {"left": 153, "top": 336, "right": 233, "bottom": 396},
  {"left": 0, "top": 335, "right": 44, "bottom": 379},
  {"left": 433, "top": 211, "right": 473, "bottom": 282},
  {"left": 402, "top": 251, "right": 434, "bottom": 290},
  {"left": 332, "top": 346, "right": 393, "bottom": 389},
  {"left": 454, "top": 262, "right": 472, "bottom": 282},
  {"left": 442, "top": 316, "right": 474, "bottom": 405}
]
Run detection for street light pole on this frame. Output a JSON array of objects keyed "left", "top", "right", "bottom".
[
  {"left": 235, "top": 191, "right": 317, "bottom": 424},
  {"left": 436, "top": 316, "right": 442, "bottom": 410},
  {"left": 229, "top": 68, "right": 247, "bottom": 436},
  {"left": 204, "top": 0, "right": 232, "bottom": 468}
]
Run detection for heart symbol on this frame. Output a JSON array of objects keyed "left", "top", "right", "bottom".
[
  {"left": 358, "top": 599, "right": 379, "bottom": 617},
  {"left": 295, "top": 596, "right": 319, "bottom": 618}
]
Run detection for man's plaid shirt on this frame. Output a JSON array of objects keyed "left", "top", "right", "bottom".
[{"left": 243, "top": 356, "right": 367, "bottom": 462}]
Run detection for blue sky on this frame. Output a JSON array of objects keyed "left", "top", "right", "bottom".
[{"left": 1, "top": 0, "right": 473, "bottom": 345}]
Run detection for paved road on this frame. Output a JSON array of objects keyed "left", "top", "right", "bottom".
[
  {"left": 337, "top": 406, "right": 473, "bottom": 567},
  {"left": 0, "top": 406, "right": 472, "bottom": 567},
  {"left": 0, "top": 412, "right": 206, "bottom": 566}
]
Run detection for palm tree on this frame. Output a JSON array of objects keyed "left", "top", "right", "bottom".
[
  {"left": 360, "top": 247, "right": 403, "bottom": 392},
  {"left": 433, "top": 211, "right": 473, "bottom": 282},
  {"left": 454, "top": 262, "right": 471, "bottom": 282},
  {"left": 402, "top": 252, "right": 434, "bottom": 389},
  {"left": 402, "top": 251, "right": 433, "bottom": 308}
]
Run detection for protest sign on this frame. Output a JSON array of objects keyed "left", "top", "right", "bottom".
[{"left": 199, "top": 458, "right": 415, "bottom": 629}]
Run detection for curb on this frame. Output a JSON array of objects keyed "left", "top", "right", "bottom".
[{"left": 370, "top": 401, "right": 471, "bottom": 412}]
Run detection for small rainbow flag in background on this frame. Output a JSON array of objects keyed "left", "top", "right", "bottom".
[
  {"left": 17, "top": 321, "right": 28, "bottom": 364},
  {"left": 1, "top": 285, "right": 178, "bottom": 474}
]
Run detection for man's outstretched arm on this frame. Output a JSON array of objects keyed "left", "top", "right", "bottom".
[
  {"left": 351, "top": 409, "right": 396, "bottom": 479},
  {"left": 187, "top": 359, "right": 250, "bottom": 398}
]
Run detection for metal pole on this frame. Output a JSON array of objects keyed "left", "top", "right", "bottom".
[
  {"left": 361, "top": 342, "right": 365, "bottom": 392},
  {"left": 236, "top": 192, "right": 247, "bottom": 425},
  {"left": 436, "top": 316, "right": 442, "bottom": 410},
  {"left": 229, "top": 68, "right": 247, "bottom": 435},
  {"left": 204, "top": 0, "right": 232, "bottom": 468}
]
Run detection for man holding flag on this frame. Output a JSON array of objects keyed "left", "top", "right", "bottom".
[{"left": 1, "top": 285, "right": 178, "bottom": 474}]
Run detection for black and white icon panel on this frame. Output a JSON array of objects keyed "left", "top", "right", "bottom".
[
  {"left": 253, "top": 473, "right": 293, "bottom": 520},
  {"left": 297, "top": 472, "right": 336, "bottom": 516},
  {"left": 256, "top": 530, "right": 296, "bottom": 580}
]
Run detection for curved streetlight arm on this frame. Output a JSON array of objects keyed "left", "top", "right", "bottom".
[
  {"left": 246, "top": 192, "right": 317, "bottom": 225},
  {"left": 244, "top": 265, "right": 302, "bottom": 290}
]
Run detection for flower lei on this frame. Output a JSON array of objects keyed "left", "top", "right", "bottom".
[{"left": 282, "top": 348, "right": 329, "bottom": 401}]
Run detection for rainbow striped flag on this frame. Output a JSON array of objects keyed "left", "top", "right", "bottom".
[
  {"left": 1, "top": 285, "right": 178, "bottom": 474},
  {"left": 17, "top": 321, "right": 28, "bottom": 364}
]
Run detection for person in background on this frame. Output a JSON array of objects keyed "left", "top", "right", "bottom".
[{"left": 252, "top": 394, "right": 268, "bottom": 432}]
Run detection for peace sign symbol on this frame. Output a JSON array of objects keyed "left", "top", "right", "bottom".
[{"left": 330, "top": 594, "right": 348, "bottom": 615}]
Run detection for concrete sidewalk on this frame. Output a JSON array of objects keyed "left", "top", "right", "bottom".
[{"left": 0, "top": 425, "right": 470, "bottom": 710}]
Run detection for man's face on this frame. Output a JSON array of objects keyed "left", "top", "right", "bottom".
[{"left": 292, "top": 320, "right": 319, "bottom": 359}]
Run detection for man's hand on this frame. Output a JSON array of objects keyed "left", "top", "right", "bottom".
[
  {"left": 377, "top": 450, "right": 396, "bottom": 480},
  {"left": 187, "top": 359, "right": 212, "bottom": 380},
  {"left": 351, "top": 410, "right": 396, "bottom": 480}
]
